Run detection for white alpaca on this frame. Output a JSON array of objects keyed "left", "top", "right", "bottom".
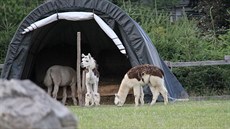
[
  {"left": 114, "top": 64, "right": 168, "bottom": 106},
  {"left": 43, "top": 65, "right": 77, "bottom": 105},
  {"left": 81, "top": 53, "right": 100, "bottom": 106}
]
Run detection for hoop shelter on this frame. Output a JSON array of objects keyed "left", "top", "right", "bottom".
[{"left": 1, "top": 0, "right": 189, "bottom": 101}]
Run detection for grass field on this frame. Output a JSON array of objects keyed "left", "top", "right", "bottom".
[{"left": 69, "top": 100, "right": 230, "bottom": 129}]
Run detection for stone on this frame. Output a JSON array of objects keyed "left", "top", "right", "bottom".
[{"left": 0, "top": 79, "right": 78, "bottom": 129}]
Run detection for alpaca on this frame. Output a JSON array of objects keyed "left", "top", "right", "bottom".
[
  {"left": 114, "top": 64, "right": 168, "bottom": 106},
  {"left": 43, "top": 65, "right": 77, "bottom": 105},
  {"left": 81, "top": 53, "right": 100, "bottom": 106}
]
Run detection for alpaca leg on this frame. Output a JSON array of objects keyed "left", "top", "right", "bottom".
[
  {"left": 93, "top": 83, "right": 100, "bottom": 106},
  {"left": 89, "top": 87, "right": 95, "bottom": 106},
  {"left": 62, "top": 87, "right": 67, "bottom": 105},
  {"left": 90, "top": 93, "right": 95, "bottom": 106},
  {"left": 85, "top": 92, "right": 91, "bottom": 106},
  {"left": 133, "top": 86, "right": 141, "bottom": 107},
  {"left": 158, "top": 84, "right": 168, "bottom": 105},
  {"left": 140, "top": 86, "right": 144, "bottom": 106},
  {"left": 149, "top": 86, "right": 159, "bottom": 106},
  {"left": 47, "top": 86, "right": 53, "bottom": 96},
  {"left": 93, "top": 82, "right": 99, "bottom": 93},
  {"left": 52, "top": 84, "right": 59, "bottom": 99},
  {"left": 94, "top": 92, "right": 100, "bottom": 106},
  {"left": 85, "top": 81, "right": 91, "bottom": 94},
  {"left": 70, "top": 84, "right": 77, "bottom": 106},
  {"left": 85, "top": 83, "right": 92, "bottom": 106},
  {"left": 85, "top": 84, "right": 94, "bottom": 106}
]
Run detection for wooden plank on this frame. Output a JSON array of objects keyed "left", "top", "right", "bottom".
[
  {"left": 164, "top": 55, "right": 230, "bottom": 68},
  {"left": 99, "top": 84, "right": 133, "bottom": 96},
  {"left": 169, "top": 60, "right": 230, "bottom": 67},
  {"left": 57, "top": 84, "right": 133, "bottom": 98},
  {"left": 99, "top": 84, "right": 119, "bottom": 96}
]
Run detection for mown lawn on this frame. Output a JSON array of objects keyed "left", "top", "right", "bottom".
[{"left": 69, "top": 100, "right": 230, "bottom": 129}]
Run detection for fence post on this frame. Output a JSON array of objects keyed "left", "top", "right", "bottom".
[
  {"left": 77, "top": 32, "right": 83, "bottom": 106},
  {"left": 224, "top": 55, "right": 230, "bottom": 62}
]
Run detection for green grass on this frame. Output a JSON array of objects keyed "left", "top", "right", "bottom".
[{"left": 69, "top": 100, "right": 230, "bottom": 129}]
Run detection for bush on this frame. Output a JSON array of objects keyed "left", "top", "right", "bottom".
[{"left": 173, "top": 66, "right": 230, "bottom": 96}]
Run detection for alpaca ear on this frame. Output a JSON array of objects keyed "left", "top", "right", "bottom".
[
  {"left": 82, "top": 54, "right": 85, "bottom": 58},
  {"left": 88, "top": 53, "right": 91, "bottom": 58},
  {"left": 115, "top": 93, "right": 119, "bottom": 98}
]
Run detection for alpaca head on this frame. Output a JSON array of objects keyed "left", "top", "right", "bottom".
[
  {"left": 81, "top": 53, "right": 95, "bottom": 69},
  {"left": 114, "top": 93, "right": 125, "bottom": 106}
]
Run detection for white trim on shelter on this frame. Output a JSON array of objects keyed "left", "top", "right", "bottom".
[{"left": 21, "top": 12, "right": 126, "bottom": 54}]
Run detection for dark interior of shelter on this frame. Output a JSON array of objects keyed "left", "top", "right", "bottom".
[{"left": 21, "top": 19, "right": 132, "bottom": 103}]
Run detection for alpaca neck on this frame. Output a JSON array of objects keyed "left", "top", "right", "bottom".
[
  {"left": 89, "top": 59, "right": 96, "bottom": 69},
  {"left": 86, "top": 59, "right": 97, "bottom": 79},
  {"left": 117, "top": 76, "right": 131, "bottom": 102},
  {"left": 87, "top": 68, "right": 93, "bottom": 76}
]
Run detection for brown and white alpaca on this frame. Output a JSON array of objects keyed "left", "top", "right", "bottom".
[
  {"left": 81, "top": 53, "right": 100, "bottom": 106},
  {"left": 43, "top": 65, "right": 77, "bottom": 105},
  {"left": 114, "top": 64, "right": 168, "bottom": 106}
]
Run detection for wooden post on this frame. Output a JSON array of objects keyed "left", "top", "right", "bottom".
[
  {"left": 224, "top": 55, "right": 230, "bottom": 62},
  {"left": 77, "top": 32, "right": 83, "bottom": 106}
]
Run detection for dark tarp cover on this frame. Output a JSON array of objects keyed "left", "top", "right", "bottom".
[{"left": 1, "top": 0, "right": 189, "bottom": 100}]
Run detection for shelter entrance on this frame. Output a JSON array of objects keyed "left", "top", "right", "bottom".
[{"left": 23, "top": 20, "right": 131, "bottom": 103}]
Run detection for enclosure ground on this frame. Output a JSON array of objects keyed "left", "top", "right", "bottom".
[{"left": 69, "top": 99, "right": 230, "bottom": 129}]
